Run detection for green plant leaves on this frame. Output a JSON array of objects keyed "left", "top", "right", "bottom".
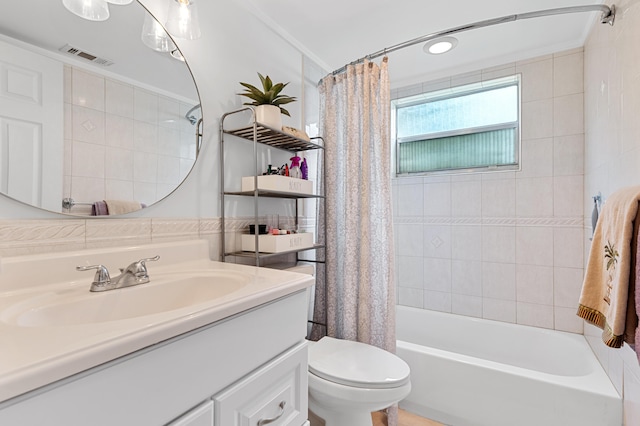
[{"left": 238, "top": 72, "right": 296, "bottom": 116}]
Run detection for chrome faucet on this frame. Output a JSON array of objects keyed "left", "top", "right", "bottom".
[{"left": 76, "top": 256, "right": 160, "bottom": 292}]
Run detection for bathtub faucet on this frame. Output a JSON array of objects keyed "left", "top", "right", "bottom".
[{"left": 76, "top": 255, "right": 160, "bottom": 292}]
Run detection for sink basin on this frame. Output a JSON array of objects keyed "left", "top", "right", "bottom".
[{"left": 1, "top": 272, "right": 249, "bottom": 327}]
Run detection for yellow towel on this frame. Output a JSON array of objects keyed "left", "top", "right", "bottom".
[
  {"left": 577, "top": 186, "right": 640, "bottom": 347},
  {"left": 104, "top": 200, "right": 143, "bottom": 215}
]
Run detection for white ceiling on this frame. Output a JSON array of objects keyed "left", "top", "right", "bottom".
[
  {"left": 244, "top": 0, "right": 607, "bottom": 87},
  {"left": 0, "top": 0, "right": 197, "bottom": 101}
]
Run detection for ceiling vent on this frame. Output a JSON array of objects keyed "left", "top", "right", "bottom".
[{"left": 58, "top": 44, "right": 114, "bottom": 66}]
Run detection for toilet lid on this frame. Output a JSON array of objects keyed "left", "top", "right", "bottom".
[{"left": 308, "top": 336, "right": 410, "bottom": 389}]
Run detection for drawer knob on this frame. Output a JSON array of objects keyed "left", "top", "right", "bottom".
[{"left": 257, "top": 401, "right": 286, "bottom": 426}]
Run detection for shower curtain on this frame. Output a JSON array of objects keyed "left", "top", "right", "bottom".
[{"left": 316, "top": 56, "right": 397, "bottom": 424}]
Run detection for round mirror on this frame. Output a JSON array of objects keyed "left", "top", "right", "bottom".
[{"left": 0, "top": 0, "right": 201, "bottom": 216}]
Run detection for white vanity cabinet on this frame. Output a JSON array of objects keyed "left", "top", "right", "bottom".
[
  {"left": 214, "top": 340, "right": 308, "bottom": 426},
  {"left": 0, "top": 290, "right": 310, "bottom": 426},
  {"left": 168, "top": 401, "right": 214, "bottom": 426}
]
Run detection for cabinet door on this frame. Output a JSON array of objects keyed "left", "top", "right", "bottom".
[
  {"left": 214, "top": 342, "right": 308, "bottom": 426},
  {"left": 168, "top": 401, "right": 214, "bottom": 426}
]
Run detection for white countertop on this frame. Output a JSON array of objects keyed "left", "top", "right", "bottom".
[{"left": 0, "top": 240, "right": 314, "bottom": 403}]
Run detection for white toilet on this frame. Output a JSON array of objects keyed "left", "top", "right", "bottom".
[
  {"left": 307, "top": 336, "right": 411, "bottom": 426},
  {"left": 281, "top": 263, "right": 411, "bottom": 426},
  {"left": 287, "top": 264, "right": 411, "bottom": 426}
]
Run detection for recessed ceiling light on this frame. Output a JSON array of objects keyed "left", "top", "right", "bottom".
[{"left": 423, "top": 36, "right": 458, "bottom": 55}]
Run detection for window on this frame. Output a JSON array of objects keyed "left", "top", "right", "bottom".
[{"left": 393, "top": 75, "right": 520, "bottom": 175}]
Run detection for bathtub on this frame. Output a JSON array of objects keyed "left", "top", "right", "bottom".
[{"left": 395, "top": 305, "right": 622, "bottom": 426}]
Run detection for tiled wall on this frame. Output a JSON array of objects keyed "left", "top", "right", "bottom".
[
  {"left": 583, "top": 0, "right": 640, "bottom": 423},
  {"left": 64, "top": 66, "right": 198, "bottom": 210},
  {"left": 392, "top": 48, "right": 585, "bottom": 334}
]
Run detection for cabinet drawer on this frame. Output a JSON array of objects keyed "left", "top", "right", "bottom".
[{"left": 214, "top": 341, "right": 308, "bottom": 426}]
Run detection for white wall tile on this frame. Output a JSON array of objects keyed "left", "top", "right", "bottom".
[
  {"left": 396, "top": 224, "right": 424, "bottom": 256},
  {"left": 392, "top": 48, "right": 587, "bottom": 335},
  {"left": 397, "top": 183, "right": 424, "bottom": 217},
  {"left": 423, "top": 258, "right": 451, "bottom": 292},
  {"left": 554, "top": 175, "right": 583, "bottom": 217},
  {"left": 72, "top": 106, "right": 105, "bottom": 145},
  {"left": 105, "top": 147, "right": 134, "bottom": 181},
  {"left": 133, "top": 121, "right": 158, "bottom": 153},
  {"left": 553, "top": 51, "right": 584, "bottom": 97},
  {"left": 516, "top": 177, "right": 554, "bottom": 217},
  {"left": 516, "top": 226, "right": 554, "bottom": 266},
  {"left": 554, "top": 93, "right": 584, "bottom": 137},
  {"left": 398, "top": 256, "right": 424, "bottom": 289},
  {"left": 106, "top": 179, "right": 134, "bottom": 201},
  {"left": 451, "top": 225, "right": 482, "bottom": 261},
  {"left": 452, "top": 294, "right": 482, "bottom": 318},
  {"left": 516, "top": 264, "right": 553, "bottom": 304},
  {"left": 483, "top": 298, "right": 516, "bottom": 323},
  {"left": 72, "top": 141, "right": 105, "bottom": 178},
  {"left": 423, "top": 182, "right": 451, "bottom": 217},
  {"left": 517, "top": 138, "right": 553, "bottom": 178},
  {"left": 71, "top": 176, "right": 105, "bottom": 202},
  {"left": 451, "top": 180, "right": 481, "bottom": 217},
  {"left": 105, "top": 115, "right": 134, "bottom": 150},
  {"left": 106, "top": 79, "right": 134, "bottom": 118},
  {"left": 517, "top": 302, "right": 554, "bottom": 329},
  {"left": 482, "top": 261, "right": 516, "bottom": 300},
  {"left": 133, "top": 151, "right": 158, "bottom": 183},
  {"left": 452, "top": 259, "right": 482, "bottom": 297},
  {"left": 554, "top": 227, "right": 584, "bottom": 268},
  {"left": 554, "top": 266, "right": 584, "bottom": 308},
  {"left": 398, "top": 287, "right": 424, "bottom": 308},
  {"left": 553, "top": 134, "right": 584, "bottom": 176},
  {"left": 134, "top": 88, "right": 159, "bottom": 124},
  {"left": 521, "top": 99, "right": 553, "bottom": 140},
  {"left": 482, "top": 179, "right": 516, "bottom": 217},
  {"left": 424, "top": 290, "right": 451, "bottom": 313},
  {"left": 423, "top": 225, "right": 451, "bottom": 259},
  {"left": 554, "top": 306, "right": 584, "bottom": 334},
  {"left": 624, "top": 364, "right": 640, "bottom": 426},
  {"left": 517, "top": 58, "right": 553, "bottom": 102},
  {"left": 72, "top": 69, "right": 104, "bottom": 111},
  {"left": 482, "top": 226, "right": 516, "bottom": 263}
]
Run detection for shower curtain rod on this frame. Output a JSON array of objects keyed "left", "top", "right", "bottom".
[{"left": 328, "top": 4, "right": 616, "bottom": 77}]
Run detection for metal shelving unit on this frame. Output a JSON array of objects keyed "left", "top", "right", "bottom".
[{"left": 220, "top": 107, "right": 325, "bottom": 267}]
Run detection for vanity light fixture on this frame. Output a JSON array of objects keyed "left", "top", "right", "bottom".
[
  {"left": 141, "top": 12, "right": 171, "bottom": 52},
  {"left": 62, "top": 0, "right": 110, "bottom": 21},
  {"left": 165, "top": 0, "right": 202, "bottom": 40},
  {"left": 423, "top": 36, "right": 459, "bottom": 55}
]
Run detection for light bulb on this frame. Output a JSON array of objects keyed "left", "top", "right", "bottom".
[
  {"left": 62, "top": 0, "right": 110, "bottom": 21},
  {"left": 141, "top": 13, "right": 170, "bottom": 52},
  {"left": 165, "top": 0, "right": 201, "bottom": 40}
]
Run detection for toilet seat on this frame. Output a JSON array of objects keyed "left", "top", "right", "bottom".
[{"left": 308, "top": 336, "right": 410, "bottom": 389}]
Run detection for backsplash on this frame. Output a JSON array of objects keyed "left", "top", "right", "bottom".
[{"left": 393, "top": 48, "right": 585, "bottom": 334}]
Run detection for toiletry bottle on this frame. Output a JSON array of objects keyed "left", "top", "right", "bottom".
[
  {"left": 289, "top": 156, "right": 302, "bottom": 179},
  {"left": 301, "top": 158, "right": 308, "bottom": 180}
]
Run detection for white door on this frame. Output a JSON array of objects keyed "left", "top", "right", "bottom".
[{"left": 0, "top": 39, "right": 63, "bottom": 211}]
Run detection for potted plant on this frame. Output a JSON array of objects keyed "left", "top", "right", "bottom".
[{"left": 239, "top": 73, "right": 296, "bottom": 129}]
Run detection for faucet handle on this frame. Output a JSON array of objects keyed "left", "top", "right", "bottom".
[
  {"left": 76, "top": 264, "right": 111, "bottom": 287},
  {"left": 122, "top": 255, "right": 160, "bottom": 278}
]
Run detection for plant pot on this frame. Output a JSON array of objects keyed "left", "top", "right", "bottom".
[{"left": 255, "top": 105, "right": 282, "bottom": 129}]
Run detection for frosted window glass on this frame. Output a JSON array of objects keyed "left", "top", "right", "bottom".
[
  {"left": 395, "top": 79, "right": 520, "bottom": 174},
  {"left": 397, "top": 85, "right": 518, "bottom": 138}
]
